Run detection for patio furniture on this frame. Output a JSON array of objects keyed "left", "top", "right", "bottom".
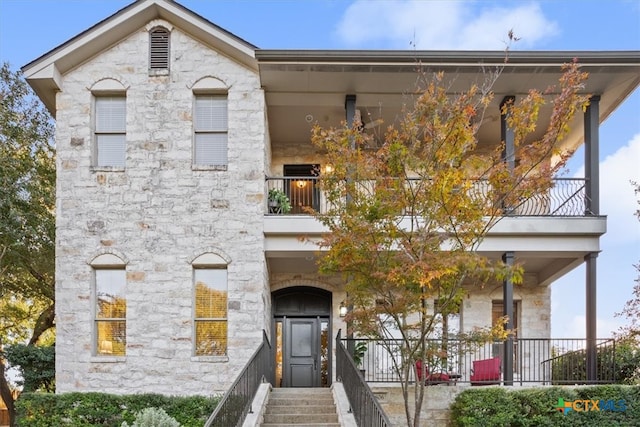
[
  {"left": 470, "top": 357, "right": 501, "bottom": 385},
  {"left": 415, "top": 359, "right": 450, "bottom": 385}
]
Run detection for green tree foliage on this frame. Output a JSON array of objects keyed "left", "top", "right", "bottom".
[
  {"left": 3, "top": 344, "right": 54, "bottom": 392},
  {"left": 311, "top": 61, "right": 589, "bottom": 427},
  {"left": 613, "top": 181, "right": 640, "bottom": 384},
  {"left": 0, "top": 62, "right": 56, "bottom": 426}
]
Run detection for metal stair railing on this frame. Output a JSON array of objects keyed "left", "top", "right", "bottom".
[
  {"left": 204, "top": 331, "right": 273, "bottom": 427},
  {"left": 336, "top": 330, "right": 391, "bottom": 427}
]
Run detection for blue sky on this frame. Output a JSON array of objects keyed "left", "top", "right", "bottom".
[{"left": 1, "top": 0, "right": 639, "bottom": 338}]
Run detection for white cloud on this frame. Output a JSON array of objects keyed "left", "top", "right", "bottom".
[
  {"left": 335, "top": 1, "right": 558, "bottom": 50},
  {"left": 575, "top": 133, "right": 640, "bottom": 244},
  {"left": 563, "top": 314, "right": 627, "bottom": 339}
]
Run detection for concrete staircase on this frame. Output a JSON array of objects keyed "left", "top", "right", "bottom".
[{"left": 260, "top": 387, "right": 341, "bottom": 427}]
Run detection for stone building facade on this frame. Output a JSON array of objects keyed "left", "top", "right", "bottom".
[
  {"left": 22, "top": 0, "right": 640, "bottom": 395},
  {"left": 52, "top": 16, "right": 267, "bottom": 394}
]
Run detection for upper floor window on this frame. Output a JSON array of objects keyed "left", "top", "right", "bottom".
[
  {"left": 194, "top": 95, "right": 228, "bottom": 168},
  {"left": 149, "top": 27, "right": 170, "bottom": 72},
  {"left": 94, "top": 96, "right": 126, "bottom": 168}
]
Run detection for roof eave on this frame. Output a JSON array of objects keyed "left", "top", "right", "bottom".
[
  {"left": 255, "top": 49, "right": 640, "bottom": 67},
  {"left": 22, "top": 0, "right": 258, "bottom": 115}
]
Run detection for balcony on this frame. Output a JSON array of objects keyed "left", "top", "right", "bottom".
[
  {"left": 341, "top": 337, "right": 618, "bottom": 385},
  {"left": 263, "top": 176, "right": 605, "bottom": 278},
  {"left": 265, "top": 177, "right": 591, "bottom": 217}
]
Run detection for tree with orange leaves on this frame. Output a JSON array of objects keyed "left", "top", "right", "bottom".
[{"left": 311, "top": 61, "right": 589, "bottom": 427}]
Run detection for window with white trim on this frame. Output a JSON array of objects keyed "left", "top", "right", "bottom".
[
  {"left": 94, "top": 96, "right": 126, "bottom": 168},
  {"left": 194, "top": 267, "right": 228, "bottom": 356},
  {"left": 149, "top": 27, "right": 170, "bottom": 71},
  {"left": 194, "top": 95, "right": 228, "bottom": 167},
  {"left": 94, "top": 268, "right": 126, "bottom": 356}
]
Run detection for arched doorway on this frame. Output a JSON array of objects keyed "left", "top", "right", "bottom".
[{"left": 272, "top": 287, "right": 332, "bottom": 387}]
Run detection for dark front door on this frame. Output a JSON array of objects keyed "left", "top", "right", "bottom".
[
  {"left": 273, "top": 287, "right": 331, "bottom": 388},
  {"left": 286, "top": 318, "right": 319, "bottom": 387}
]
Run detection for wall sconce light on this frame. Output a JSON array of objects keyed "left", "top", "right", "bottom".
[
  {"left": 324, "top": 164, "right": 333, "bottom": 174},
  {"left": 296, "top": 180, "right": 307, "bottom": 188},
  {"left": 339, "top": 301, "right": 348, "bottom": 317}
]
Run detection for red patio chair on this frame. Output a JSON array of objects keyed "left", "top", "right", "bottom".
[
  {"left": 415, "top": 359, "right": 450, "bottom": 385},
  {"left": 470, "top": 357, "right": 501, "bottom": 385}
]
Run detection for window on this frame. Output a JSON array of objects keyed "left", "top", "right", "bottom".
[
  {"left": 492, "top": 300, "right": 520, "bottom": 373},
  {"left": 194, "top": 268, "right": 228, "bottom": 356},
  {"left": 492, "top": 300, "right": 519, "bottom": 336},
  {"left": 95, "top": 268, "right": 126, "bottom": 356},
  {"left": 149, "top": 27, "right": 170, "bottom": 71},
  {"left": 95, "top": 96, "right": 126, "bottom": 168},
  {"left": 194, "top": 95, "right": 228, "bottom": 167}
]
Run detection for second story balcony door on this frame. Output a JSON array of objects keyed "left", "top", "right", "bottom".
[{"left": 284, "top": 164, "right": 320, "bottom": 214}]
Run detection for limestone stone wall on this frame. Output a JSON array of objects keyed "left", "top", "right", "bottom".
[
  {"left": 270, "top": 145, "right": 329, "bottom": 175},
  {"left": 372, "top": 384, "right": 465, "bottom": 427},
  {"left": 54, "top": 22, "right": 267, "bottom": 395},
  {"left": 462, "top": 283, "right": 551, "bottom": 338}
]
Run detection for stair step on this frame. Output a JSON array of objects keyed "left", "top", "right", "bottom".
[
  {"left": 261, "top": 424, "right": 340, "bottom": 427},
  {"left": 268, "top": 397, "right": 334, "bottom": 406},
  {"left": 266, "top": 405, "right": 336, "bottom": 414},
  {"left": 263, "top": 413, "right": 339, "bottom": 424},
  {"left": 261, "top": 388, "right": 339, "bottom": 427},
  {"left": 270, "top": 390, "right": 332, "bottom": 397}
]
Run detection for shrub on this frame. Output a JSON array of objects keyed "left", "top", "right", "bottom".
[
  {"left": 121, "top": 407, "right": 180, "bottom": 427},
  {"left": 450, "top": 388, "right": 519, "bottom": 426},
  {"left": 15, "top": 392, "right": 220, "bottom": 427},
  {"left": 450, "top": 385, "right": 638, "bottom": 427}
]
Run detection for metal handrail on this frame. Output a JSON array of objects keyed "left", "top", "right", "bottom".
[
  {"left": 540, "top": 338, "right": 617, "bottom": 385},
  {"left": 265, "top": 177, "right": 590, "bottom": 217},
  {"left": 340, "top": 337, "right": 617, "bottom": 385},
  {"left": 204, "top": 331, "right": 273, "bottom": 427},
  {"left": 336, "top": 330, "right": 391, "bottom": 427}
]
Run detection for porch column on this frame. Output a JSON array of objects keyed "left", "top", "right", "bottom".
[
  {"left": 345, "top": 94, "right": 357, "bottom": 131},
  {"left": 502, "top": 251, "right": 515, "bottom": 386},
  {"left": 344, "top": 95, "right": 357, "bottom": 344},
  {"left": 584, "top": 95, "right": 600, "bottom": 383},
  {"left": 585, "top": 252, "right": 598, "bottom": 382},
  {"left": 500, "top": 97, "right": 516, "bottom": 385},
  {"left": 501, "top": 96, "right": 516, "bottom": 214},
  {"left": 584, "top": 95, "right": 600, "bottom": 216}
]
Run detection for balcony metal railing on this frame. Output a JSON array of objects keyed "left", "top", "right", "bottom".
[
  {"left": 336, "top": 330, "right": 391, "bottom": 427},
  {"left": 340, "top": 337, "right": 617, "bottom": 385},
  {"left": 540, "top": 338, "right": 617, "bottom": 385},
  {"left": 204, "top": 331, "right": 273, "bottom": 427},
  {"left": 265, "top": 177, "right": 589, "bottom": 217}
]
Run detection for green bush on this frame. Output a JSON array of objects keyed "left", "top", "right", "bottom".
[
  {"left": 450, "top": 385, "right": 639, "bottom": 427},
  {"left": 121, "top": 407, "right": 180, "bottom": 427},
  {"left": 450, "top": 388, "right": 519, "bottom": 427},
  {"left": 15, "top": 392, "right": 220, "bottom": 427}
]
